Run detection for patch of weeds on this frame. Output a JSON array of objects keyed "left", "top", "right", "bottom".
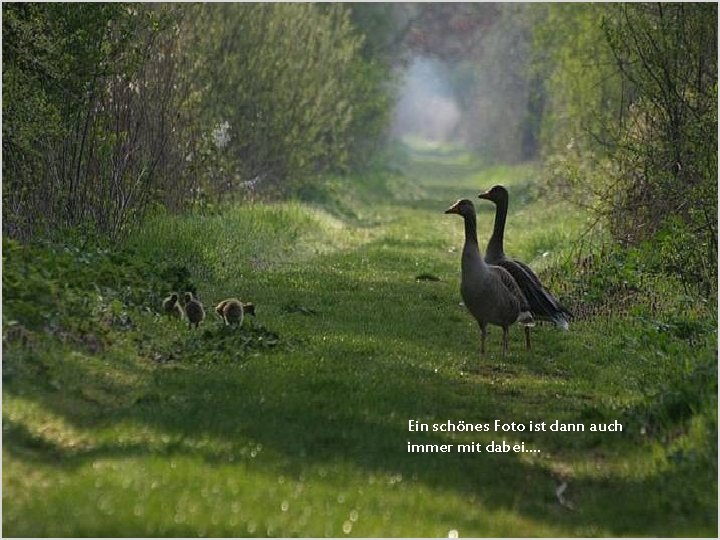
[
  {"left": 2, "top": 237, "right": 206, "bottom": 345},
  {"left": 638, "top": 314, "right": 716, "bottom": 346},
  {"left": 147, "top": 321, "right": 284, "bottom": 365},
  {"left": 549, "top": 241, "right": 714, "bottom": 326},
  {"left": 156, "top": 264, "right": 197, "bottom": 298},
  {"left": 5, "top": 240, "right": 141, "bottom": 326},
  {"left": 624, "top": 354, "right": 717, "bottom": 437}
]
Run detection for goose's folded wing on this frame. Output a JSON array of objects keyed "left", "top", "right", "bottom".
[
  {"left": 489, "top": 265, "right": 531, "bottom": 312},
  {"left": 513, "top": 259, "right": 544, "bottom": 288},
  {"left": 497, "top": 260, "right": 572, "bottom": 323}
]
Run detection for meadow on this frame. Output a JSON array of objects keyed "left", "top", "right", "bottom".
[{"left": 2, "top": 144, "right": 716, "bottom": 537}]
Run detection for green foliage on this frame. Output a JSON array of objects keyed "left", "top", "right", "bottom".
[
  {"left": 348, "top": 3, "right": 404, "bottom": 66},
  {"left": 2, "top": 237, "right": 163, "bottom": 336},
  {"left": 534, "top": 3, "right": 718, "bottom": 296},
  {"left": 2, "top": 4, "right": 181, "bottom": 241},
  {"left": 532, "top": 4, "right": 623, "bottom": 161},
  {"left": 149, "top": 322, "right": 282, "bottom": 366},
  {"left": 3, "top": 3, "right": 396, "bottom": 241},
  {"left": 345, "top": 57, "right": 397, "bottom": 171},
  {"left": 182, "top": 3, "right": 393, "bottom": 196},
  {"left": 639, "top": 216, "right": 717, "bottom": 296},
  {"left": 627, "top": 349, "right": 716, "bottom": 445}
]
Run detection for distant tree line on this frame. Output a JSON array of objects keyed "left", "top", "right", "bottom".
[{"left": 2, "top": 3, "right": 394, "bottom": 241}]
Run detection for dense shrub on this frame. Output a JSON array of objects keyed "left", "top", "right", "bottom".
[
  {"left": 2, "top": 3, "right": 395, "bottom": 242},
  {"left": 2, "top": 4, "right": 183, "bottom": 241},
  {"left": 534, "top": 3, "right": 717, "bottom": 295},
  {"left": 177, "top": 3, "right": 395, "bottom": 200}
]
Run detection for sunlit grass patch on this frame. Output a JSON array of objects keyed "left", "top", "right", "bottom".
[{"left": 128, "top": 202, "right": 360, "bottom": 280}]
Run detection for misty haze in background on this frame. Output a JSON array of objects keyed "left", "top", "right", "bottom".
[
  {"left": 391, "top": 57, "right": 461, "bottom": 143},
  {"left": 387, "top": 4, "right": 538, "bottom": 163}
]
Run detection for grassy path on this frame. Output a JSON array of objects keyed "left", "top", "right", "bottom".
[{"left": 3, "top": 146, "right": 716, "bottom": 536}]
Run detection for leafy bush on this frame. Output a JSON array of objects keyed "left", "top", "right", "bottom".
[
  {"left": 535, "top": 4, "right": 717, "bottom": 296},
  {"left": 3, "top": 4, "right": 183, "bottom": 242},
  {"left": 2, "top": 4, "right": 396, "bottom": 242},
  {"left": 182, "top": 3, "right": 394, "bottom": 198}
]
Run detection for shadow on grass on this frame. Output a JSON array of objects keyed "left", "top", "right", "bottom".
[{"left": 4, "top": 309, "right": 716, "bottom": 537}]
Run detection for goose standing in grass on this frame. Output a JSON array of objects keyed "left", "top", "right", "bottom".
[
  {"left": 184, "top": 292, "right": 205, "bottom": 330},
  {"left": 445, "top": 199, "right": 535, "bottom": 357},
  {"left": 478, "top": 185, "right": 571, "bottom": 330},
  {"left": 215, "top": 298, "right": 256, "bottom": 328},
  {"left": 162, "top": 293, "right": 183, "bottom": 319}
]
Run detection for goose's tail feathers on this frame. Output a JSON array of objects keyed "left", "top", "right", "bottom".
[{"left": 553, "top": 314, "right": 570, "bottom": 331}]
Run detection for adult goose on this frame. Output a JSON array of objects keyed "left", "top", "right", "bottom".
[
  {"left": 445, "top": 199, "right": 535, "bottom": 357},
  {"left": 478, "top": 185, "right": 571, "bottom": 329}
]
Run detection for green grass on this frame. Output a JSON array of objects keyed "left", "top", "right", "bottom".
[{"left": 3, "top": 144, "right": 717, "bottom": 537}]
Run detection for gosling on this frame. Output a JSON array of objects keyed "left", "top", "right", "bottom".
[
  {"left": 184, "top": 292, "right": 205, "bottom": 330},
  {"left": 162, "top": 293, "right": 184, "bottom": 319},
  {"left": 215, "top": 298, "right": 256, "bottom": 328}
]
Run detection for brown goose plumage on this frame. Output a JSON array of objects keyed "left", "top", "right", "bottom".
[
  {"left": 184, "top": 292, "right": 205, "bottom": 330},
  {"left": 478, "top": 185, "right": 571, "bottom": 329},
  {"left": 445, "top": 199, "right": 534, "bottom": 357},
  {"left": 162, "top": 293, "right": 183, "bottom": 319},
  {"left": 215, "top": 298, "right": 256, "bottom": 328}
]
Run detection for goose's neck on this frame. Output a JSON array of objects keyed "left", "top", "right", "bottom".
[
  {"left": 462, "top": 212, "right": 487, "bottom": 269},
  {"left": 487, "top": 198, "right": 508, "bottom": 260}
]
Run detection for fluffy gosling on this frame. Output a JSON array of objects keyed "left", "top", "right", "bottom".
[
  {"left": 184, "top": 292, "right": 205, "bottom": 330},
  {"left": 215, "top": 298, "right": 256, "bottom": 328},
  {"left": 162, "top": 293, "right": 184, "bottom": 319}
]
